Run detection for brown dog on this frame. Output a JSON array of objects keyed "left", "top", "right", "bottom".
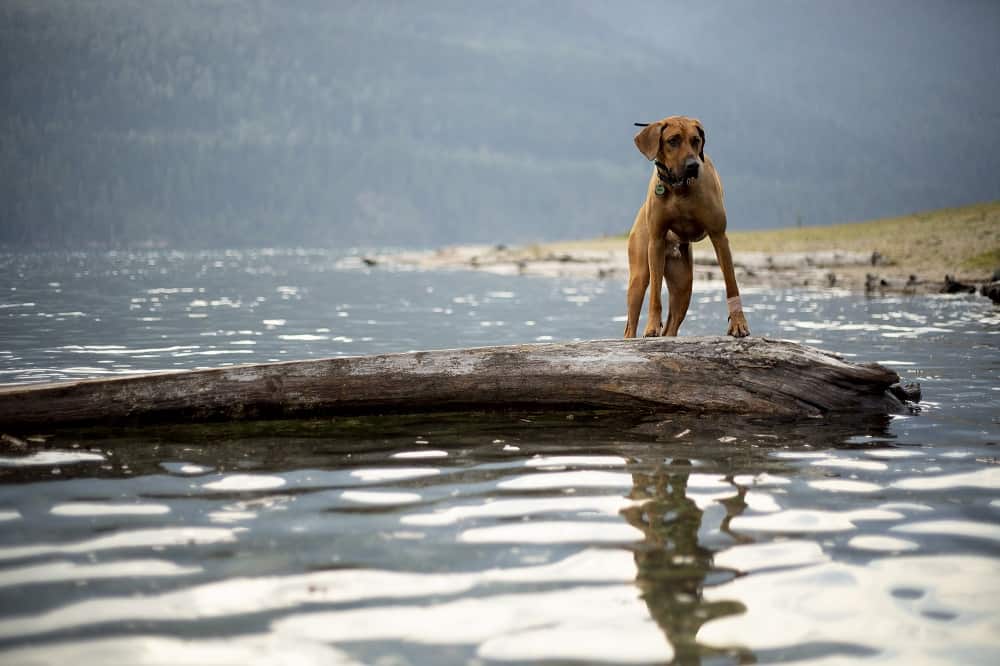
[{"left": 624, "top": 116, "right": 750, "bottom": 338}]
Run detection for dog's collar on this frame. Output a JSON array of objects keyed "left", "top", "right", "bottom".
[{"left": 654, "top": 160, "right": 689, "bottom": 195}]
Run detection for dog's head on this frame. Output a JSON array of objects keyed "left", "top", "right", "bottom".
[{"left": 634, "top": 116, "right": 705, "bottom": 186}]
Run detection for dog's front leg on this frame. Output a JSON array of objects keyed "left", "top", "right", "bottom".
[
  {"left": 644, "top": 236, "right": 667, "bottom": 336},
  {"left": 708, "top": 231, "right": 750, "bottom": 337}
]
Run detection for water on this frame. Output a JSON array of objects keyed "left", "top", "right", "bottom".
[{"left": 0, "top": 248, "right": 998, "bottom": 665}]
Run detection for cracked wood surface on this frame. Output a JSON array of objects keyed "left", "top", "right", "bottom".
[{"left": 0, "top": 337, "right": 902, "bottom": 428}]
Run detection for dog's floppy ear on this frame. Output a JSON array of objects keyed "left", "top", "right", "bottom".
[
  {"left": 634, "top": 122, "right": 663, "bottom": 161},
  {"left": 693, "top": 120, "right": 705, "bottom": 161}
]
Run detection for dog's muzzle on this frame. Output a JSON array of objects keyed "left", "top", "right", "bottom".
[{"left": 683, "top": 158, "right": 700, "bottom": 179}]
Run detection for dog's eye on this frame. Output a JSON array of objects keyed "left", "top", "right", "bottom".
[
  {"left": 667, "top": 135, "right": 681, "bottom": 148},
  {"left": 691, "top": 137, "right": 700, "bottom": 147}
]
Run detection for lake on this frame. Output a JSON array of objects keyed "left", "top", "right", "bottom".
[{"left": 0, "top": 248, "right": 998, "bottom": 665}]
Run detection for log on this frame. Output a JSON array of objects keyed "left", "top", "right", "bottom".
[{"left": 0, "top": 337, "right": 903, "bottom": 428}]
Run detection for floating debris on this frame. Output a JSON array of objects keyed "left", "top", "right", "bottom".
[{"left": 0, "top": 434, "right": 28, "bottom": 451}]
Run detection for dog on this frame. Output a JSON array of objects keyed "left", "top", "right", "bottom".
[{"left": 623, "top": 116, "right": 750, "bottom": 338}]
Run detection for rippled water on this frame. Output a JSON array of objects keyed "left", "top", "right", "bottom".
[{"left": 0, "top": 249, "right": 998, "bottom": 664}]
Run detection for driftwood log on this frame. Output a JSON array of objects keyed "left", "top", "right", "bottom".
[{"left": 0, "top": 337, "right": 905, "bottom": 428}]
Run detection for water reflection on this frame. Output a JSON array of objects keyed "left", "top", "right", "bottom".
[
  {"left": 2, "top": 246, "right": 999, "bottom": 662},
  {"left": 625, "top": 459, "right": 749, "bottom": 663},
  {"left": 0, "top": 402, "right": 998, "bottom": 664},
  {"left": 616, "top": 445, "right": 1000, "bottom": 664},
  {"left": 699, "top": 553, "right": 999, "bottom": 663}
]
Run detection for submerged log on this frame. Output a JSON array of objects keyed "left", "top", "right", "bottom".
[{"left": 0, "top": 337, "right": 903, "bottom": 428}]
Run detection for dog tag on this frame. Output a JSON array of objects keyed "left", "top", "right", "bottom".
[{"left": 655, "top": 183, "right": 666, "bottom": 196}]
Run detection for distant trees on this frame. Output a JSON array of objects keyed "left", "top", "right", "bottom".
[
  {"left": 2, "top": 1, "right": 994, "bottom": 250},
  {"left": 0, "top": 1, "right": 645, "bottom": 249}
]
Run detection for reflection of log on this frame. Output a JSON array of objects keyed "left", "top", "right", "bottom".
[{"left": 0, "top": 337, "right": 902, "bottom": 428}]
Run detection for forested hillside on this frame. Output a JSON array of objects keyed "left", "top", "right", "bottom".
[{"left": 2, "top": 0, "right": 998, "bottom": 249}]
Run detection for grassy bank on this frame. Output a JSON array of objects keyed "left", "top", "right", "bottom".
[
  {"left": 552, "top": 201, "right": 1000, "bottom": 282},
  {"left": 726, "top": 201, "right": 1000, "bottom": 280}
]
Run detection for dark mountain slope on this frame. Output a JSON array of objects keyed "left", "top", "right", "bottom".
[{"left": 1, "top": 1, "right": 996, "bottom": 248}]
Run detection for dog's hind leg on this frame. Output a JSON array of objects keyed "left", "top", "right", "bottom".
[
  {"left": 661, "top": 242, "right": 693, "bottom": 336},
  {"left": 624, "top": 229, "right": 649, "bottom": 338}
]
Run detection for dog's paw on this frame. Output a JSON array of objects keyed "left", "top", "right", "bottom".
[
  {"left": 727, "top": 311, "right": 750, "bottom": 337},
  {"left": 643, "top": 322, "right": 662, "bottom": 337}
]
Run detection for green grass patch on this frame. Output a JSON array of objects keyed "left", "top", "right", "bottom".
[{"left": 962, "top": 247, "right": 1000, "bottom": 272}]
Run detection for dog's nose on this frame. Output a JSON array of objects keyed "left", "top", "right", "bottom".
[{"left": 683, "top": 159, "right": 700, "bottom": 178}]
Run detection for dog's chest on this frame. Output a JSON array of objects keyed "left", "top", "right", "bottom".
[{"left": 663, "top": 216, "right": 707, "bottom": 243}]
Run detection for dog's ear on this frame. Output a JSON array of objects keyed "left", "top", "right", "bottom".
[
  {"left": 634, "top": 122, "right": 663, "bottom": 161},
  {"left": 693, "top": 120, "right": 706, "bottom": 161}
]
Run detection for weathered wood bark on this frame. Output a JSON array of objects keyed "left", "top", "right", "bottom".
[{"left": 0, "top": 337, "right": 902, "bottom": 428}]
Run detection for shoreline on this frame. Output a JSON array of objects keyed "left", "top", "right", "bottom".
[{"left": 364, "top": 202, "right": 1000, "bottom": 298}]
